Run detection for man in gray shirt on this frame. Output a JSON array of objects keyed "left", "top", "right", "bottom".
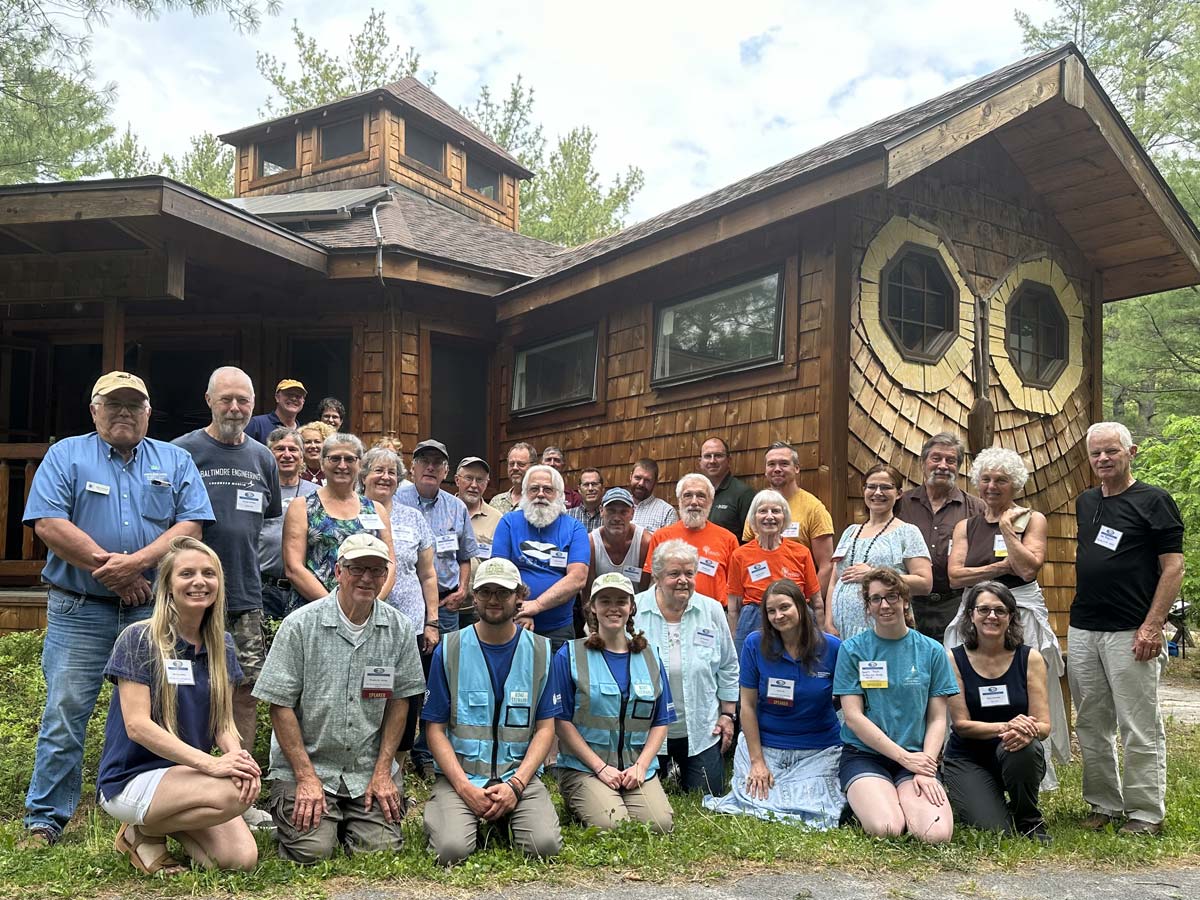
[{"left": 173, "top": 367, "right": 281, "bottom": 776}]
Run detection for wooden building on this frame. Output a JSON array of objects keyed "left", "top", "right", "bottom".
[{"left": 2, "top": 44, "right": 1199, "bottom": 636}]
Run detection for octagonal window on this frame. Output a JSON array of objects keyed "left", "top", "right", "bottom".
[
  {"left": 1006, "top": 281, "right": 1067, "bottom": 388},
  {"left": 881, "top": 245, "right": 958, "bottom": 363}
]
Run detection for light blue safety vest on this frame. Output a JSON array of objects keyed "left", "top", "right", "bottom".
[
  {"left": 439, "top": 626, "right": 550, "bottom": 787},
  {"left": 558, "top": 639, "right": 664, "bottom": 777}
]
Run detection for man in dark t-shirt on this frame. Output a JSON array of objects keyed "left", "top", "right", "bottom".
[{"left": 1069, "top": 422, "right": 1184, "bottom": 837}]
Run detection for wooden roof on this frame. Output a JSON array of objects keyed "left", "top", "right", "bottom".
[
  {"left": 494, "top": 44, "right": 1200, "bottom": 319},
  {"left": 218, "top": 77, "right": 534, "bottom": 179}
]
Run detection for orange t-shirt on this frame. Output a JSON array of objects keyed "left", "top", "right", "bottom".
[
  {"left": 728, "top": 539, "right": 820, "bottom": 607},
  {"left": 643, "top": 520, "right": 739, "bottom": 607}
]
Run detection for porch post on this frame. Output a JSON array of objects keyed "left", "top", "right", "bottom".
[{"left": 101, "top": 299, "right": 125, "bottom": 371}]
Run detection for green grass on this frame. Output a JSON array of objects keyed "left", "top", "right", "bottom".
[{"left": 2, "top": 628, "right": 1199, "bottom": 898}]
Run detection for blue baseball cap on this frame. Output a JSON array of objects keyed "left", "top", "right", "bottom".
[{"left": 601, "top": 487, "right": 635, "bottom": 507}]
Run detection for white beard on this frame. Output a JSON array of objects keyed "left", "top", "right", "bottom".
[
  {"left": 682, "top": 510, "right": 707, "bottom": 529},
  {"left": 523, "top": 498, "right": 565, "bottom": 529}
]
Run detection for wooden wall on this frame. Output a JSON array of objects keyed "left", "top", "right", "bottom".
[
  {"left": 845, "top": 136, "right": 1096, "bottom": 637},
  {"left": 493, "top": 218, "right": 835, "bottom": 512}
]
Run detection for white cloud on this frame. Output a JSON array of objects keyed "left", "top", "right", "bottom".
[{"left": 82, "top": 0, "right": 1058, "bottom": 224}]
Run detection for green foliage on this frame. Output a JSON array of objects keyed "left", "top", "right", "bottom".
[
  {"left": 1132, "top": 415, "right": 1200, "bottom": 599},
  {"left": 255, "top": 9, "right": 432, "bottom": 117},
  {"left": 1016, "top": 0, "right": 1200, "bottom": 435},
  {"left": 102, "top": 124, "right": 154, "bottom": 178},
  {"left": 464, "top": 77, "right": 545, "bottom": 173},
  {"left": 161, "top": 132, "right": 234, "bottom": 198}
]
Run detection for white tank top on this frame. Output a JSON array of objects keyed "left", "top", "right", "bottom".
[{"left": 590, "top": 525, "right": 646, "bottom": 583}]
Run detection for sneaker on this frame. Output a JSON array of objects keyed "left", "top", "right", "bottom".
[
  {"left": 241, "top": 805, "right": 276, "bottom": 833},
  {"left": 18, "top": 826, "right": 59, "bottom": 849}
]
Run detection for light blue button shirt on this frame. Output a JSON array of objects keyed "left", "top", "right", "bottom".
[
  {"left": 393, "top": 483, "right": 477, "bottom": 591},
  {"left": 23, "top": 433, "right": 214, "bottom": 596},
  {"left": 633, "top": 588, "right": 739, "bottom": 755}
]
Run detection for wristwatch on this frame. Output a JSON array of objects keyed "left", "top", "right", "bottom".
[
  {"left": 425, "top": 620, "right": 440, "bottom": 627},
  {"left": 719, "top": 712, "right": 737, "bottom": 723}
]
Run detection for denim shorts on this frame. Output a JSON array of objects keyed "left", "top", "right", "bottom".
[
  {"left": 837, "top": 744, "right": 924, "bottom": 791},
  {"left": 98, "top": 767, "right": 171, "bottom": 825}
]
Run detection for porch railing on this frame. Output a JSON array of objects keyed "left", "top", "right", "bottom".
[{"left": 0, "top": 443, "right": 49, "bottom": 585}]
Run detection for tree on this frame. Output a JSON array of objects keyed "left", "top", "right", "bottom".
[
  {"left": 162, "top": 132, "right": 233, "bottom": 198},
  {"left": 103, "top": 124, "right": 154, "bottom": 178},
  {"left": 1133, "top": 415, "right": 1200, "bottom": 604},
  {"left": 1016, "top": 1, "right": 1200, "bottom": 436},
  {"left": 255, "top": 9, "right": 431, "bottom": 117}
]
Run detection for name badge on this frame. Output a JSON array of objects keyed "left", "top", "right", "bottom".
[
  {"left": 633, "top": 682, "right": 655, "bottom": 699},
  {"left": 236, "top": 489, "right": 261, "bottom": 513},
  {"left": 978, "top": 684, "right": 1010, "bottom": 708},
  {"left": 164, "top": 659, "right": 194, "bottom": 686},
  {"left": 1095, "top": 526, "right": 1122, "bottom": 551},
  {"left": 993, "top": 533, "right": 1008, "bottom": 558},
  {"left": 748, "top": 560, "right": 772, "bottom": 582},
  {"left": 782, "top": 523, "right": 800, "bottom": 538},
  {"left": 476, "top": 541, "right": 492, "bottom": 560},
  {"left": 359, "top": 512, "right": 384, "bottom": 530},
  {"left": 394, "top": 526, "right": 415, "bottom": 544},
  {"left": 362, "top": 666, "right": 394, "bottom": 699},
  {"left": 765, "top": 677, "right": 794, "bottom": 705},
  {"left": 549, "top": 550, "right": 568, "bottom": 569},
  {"left": 697, "top": 557, "right": 719, "bottom": 577},
  {"left": 694, "top": 629, "right": 716, "bottom": 648},
  {"left": 85, "top": 481, "right": 111, "bottom": 496},
  {"left": 509, "top": 689, "right": 530, "bottom": 706},
  {"left": 859, "top": 660, "right": 888, "bottom": 689},
  {"left": 435, "top": 534, "right": 459, "bottom": 554},
  {"left": 623, "top": 565, "right": 644, "bottom": 581}
]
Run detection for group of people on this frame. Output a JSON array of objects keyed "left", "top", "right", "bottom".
[{"left": 19, "top": 365, "right": 1183, "bottom": 875}]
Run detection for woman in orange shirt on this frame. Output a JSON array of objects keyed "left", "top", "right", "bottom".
[{"left": 728, "top": 490, "right": 822, "bottom": 656}]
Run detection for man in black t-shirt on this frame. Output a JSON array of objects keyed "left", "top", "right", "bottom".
[{"left": 1070, "top": 422, "right": 1184, "bottom": 837}]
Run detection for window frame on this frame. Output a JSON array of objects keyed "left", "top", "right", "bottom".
[
  {"left": 879, "top": 243, "right": 959, "bottom": 365},
  {"left": 1005, "top": 280, "right": 1068, "bottom": 389},
  {"left": 649, "top": 265, "right": 787, "bottom": 389},
  {"left": 509, "top": 326, "right": 601, "bottom": 417},
  {"left": 313, "top": 114, "right": 371, "bottom": 172},
  {"left": 250, "top": 131, "right": 301, "bottom": 187},
  {"left": 401, "top": 122, "right": 446, "bottom": 176},
  {"left": 464, "top": 154, "right": 504, "bottom": 208}
]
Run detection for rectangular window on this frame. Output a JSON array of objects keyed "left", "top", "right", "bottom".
[
  {"left": 257, "top": 135, "right": 296, "bottom": 178},
  {"left": 319, "top": 118, "right": 364, "bottom": 162},
  {"left": 466, "top": 156, "right": 501, "bottom": 201},
  {"left": 404, "top": 124, "right": 444, "bottom": 173},
  {"left": 511, "top": 329, "right": 598, "bottom": 414},
  {"left": 652, "top": 269, "right": 785, "bottom": 386}
]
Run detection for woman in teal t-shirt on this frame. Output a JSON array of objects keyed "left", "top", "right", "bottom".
[{"left": 832, "top": 568, "right": 958, "bottom": 843}]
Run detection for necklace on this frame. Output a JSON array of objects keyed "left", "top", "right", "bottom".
[{"left": 849, "top": 515, "right": 895, "bottom": 564}]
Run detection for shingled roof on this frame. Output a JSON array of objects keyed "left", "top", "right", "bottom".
[
  {"left": 218, "top": 77, "right": 532, "bottom": 178},
  {"left": 289, "top": 185, "right": 560, "bottom": 277},
  {"left": 496, "top": 44, "right": 1086, "bottom": 299}
]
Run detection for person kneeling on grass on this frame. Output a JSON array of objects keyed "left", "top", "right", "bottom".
[
  {"left": 97, "top": 536, "right": 259, "bottom": 876},
  {"left": 704, "top": 579, "right": 844, "bottom": 829},
  {"left": 421, "top": 558, "right": 563, "bottom": 866},
  {"left": 553, "top": 572, "right": 676, "bottom": 832},
  {"left": 832, "top": 568, "right": 958, "bottom": 843}
]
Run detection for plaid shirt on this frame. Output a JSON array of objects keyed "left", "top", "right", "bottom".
[{"left": 632, "top": 496, "right": 679, "bottom": 534}]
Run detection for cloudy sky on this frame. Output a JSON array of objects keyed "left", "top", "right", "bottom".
[{"left": 85, "top": 0, "right": 1057, "bottom": 224}]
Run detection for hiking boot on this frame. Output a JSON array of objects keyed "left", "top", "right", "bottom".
[
  {"left": 1080, "top": 812, "right": 1116, "bottom": 831},
  {"left": 1118, "top": 818, "right": 1163, "bottom": 836}
]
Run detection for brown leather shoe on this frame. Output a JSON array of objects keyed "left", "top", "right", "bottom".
[
  {"left": 1081, "top": 812, "right": 1117, "bottom": 830},
  {"left": 1118, "top": 818, "right": 1163, "bottom": 836}
]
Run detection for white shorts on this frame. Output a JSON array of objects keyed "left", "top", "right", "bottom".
[{"left": 98, "top": 767, "right": 171, "bottom": 825}]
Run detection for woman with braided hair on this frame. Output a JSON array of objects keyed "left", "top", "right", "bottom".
[{"left": 97, "top": 536, "right": 259, "bottom": 875}]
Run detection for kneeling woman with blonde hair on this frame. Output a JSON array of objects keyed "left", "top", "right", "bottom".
[
  {"left": 551, "top": 572, "right": 676, "bottom": 832},
  {"left": 97, "top": 536, "right": 260, "bottom": 875}
]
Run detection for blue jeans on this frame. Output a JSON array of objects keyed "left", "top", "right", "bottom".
[
  {"left": 25, "top": 589, "right": 152, "bottom": 836},
  {"left": 735, "top": 603, "right": 761, "bottom": 659}
]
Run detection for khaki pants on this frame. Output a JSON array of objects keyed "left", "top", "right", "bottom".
[
  {"left": 557, "top": 768, "right": 674, "bottom": 833},
  {"left": 268, "top": 777, "right": 404, "bottom": 864},
  {"left": 423, "top": 775, "right": 561, "bottom": 867},
  {"left": 1067, "top": 626, "right": 1167, "bottom": 824}
]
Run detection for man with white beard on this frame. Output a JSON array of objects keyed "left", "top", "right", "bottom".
[
  {"left": 491, "top": 465, "right": 589, "bottom": 654},
  {"left": 173, "top": 367, "right": 282, "bottom": 829}
]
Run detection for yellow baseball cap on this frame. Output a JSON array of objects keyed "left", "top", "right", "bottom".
[
  {"left": 91, "top": 371, "right": 149, "bottom": 401},
  {"left": 590, "top": 572, "right": 635, "bottom": 598},
  {"left": 276, "top": 379, "right": 307, "bottom": 394}
]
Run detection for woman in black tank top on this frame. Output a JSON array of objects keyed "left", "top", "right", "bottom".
[{"left": 944, "top": 582, "right": 1051, "bottom": 841}]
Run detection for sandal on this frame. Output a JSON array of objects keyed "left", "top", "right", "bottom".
[{"left": 114, "top": 823, "right": 187, "bottom": 876}]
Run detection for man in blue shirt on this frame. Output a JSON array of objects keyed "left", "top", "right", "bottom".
[
  {"left": 244, "top": 378, "right": 306, "bottom": 445},
  {"left": 421, "top": 557, "right": 561, "bottom": 866},
  {"left": 492, "top": 465, "right": 589, "bottom": 654},
  {"left": 21, "top": 371, "right": 213, "bottom": 845}
]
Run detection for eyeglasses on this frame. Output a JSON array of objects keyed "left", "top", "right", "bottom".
[
  {"left": 326, "top": 454, "right": 359, "bottom": 465},
  {"left": 457, "top": 474, "right": 488, "bottom": 485},
  {"left": 700, "top": 452, "right": 727, "bottom": 461},
  {"left": 344, "top": 564, "right": 387, "bottom": 579},
  {"left": 867, "top": 593, "right": 902, "bottom": 606},
  {"left": 973, "top": 605, "right": 1011, "bottom": 619},
  {"left": 864, "top": 483, "right": 896, "bottom": 493},
  {"left": 100, "top": 400, "right": 147, "bottom": 414},
  {"left": 526, "top": 484, "right": 557, "bottom": 496}
]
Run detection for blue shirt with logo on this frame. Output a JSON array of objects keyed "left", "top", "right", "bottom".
[
  {"left": 740, "top": 630, "right": 841, "bottom": 750},
  {"left": 491, "top": 510, "right": 589, "bottom": 632}
]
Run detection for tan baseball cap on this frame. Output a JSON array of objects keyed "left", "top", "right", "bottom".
[
  {"left": 473, "top": 557, "right": 521, "bottom": 591},
  {"left": 276, "top": 378, "right": 307, "bottom": 394},
  {"left": 91, "top": 371, "right": 149, "bottom": 401},
  {"left": 337, "top": 533, "right": 391, "bottom": 562},
  {"left": 590, "top": 572, "right": 636, "bottom": 598}
]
